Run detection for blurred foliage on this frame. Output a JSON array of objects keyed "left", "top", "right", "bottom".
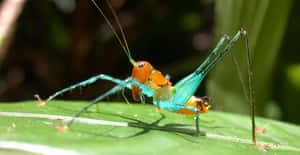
[
  {"left": 280, "top": 65, "right": 300, "bottom": 124},
  {"left": 275, "top": 0, "right": 300, "bottom": 124},
  {"left": 208, "top": 0, "right": 293, "bottom": 119},
  {"left": 0, "top": 0, "right": 299, "bottom": 125}
]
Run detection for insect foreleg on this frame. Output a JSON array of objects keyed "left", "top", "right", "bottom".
[
  {"left": 34, "top": 74, "right": 133, "bottom": 105},
  {"left": 64, "top": 77, "right": 154, "bottom": 128}
]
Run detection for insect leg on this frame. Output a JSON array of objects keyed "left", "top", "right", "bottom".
[
  {"left": 240, "top": 29, "right": 257, "bottom": 144},
  {"left": 196, "top": 30, "right": 244, "bottom": 76},
  {"left": 172, "top": 30, "right": 253, "bottom": 137},
  {"left": 231, "top": 48, "right": 249, "bottom": 100},
  {"left": 171, "top": 34, "right": 231, "bottom": 106},
  {"left": 198, "top": 29, "right": 257, "bottom": 144},
  {"left": 195, "top": 111, "right": 200, "bottom": 136},
  {"left": 195, "top": 34, "right": 229, "bottom": 74},
  {"left": 34, "top": 74, "right": 132, "bottom": 105},
  {"left": 158, "top": 102, "right": 201, "bottom": 136},
  {"left": 121, "top": 88, "right": 130, "bottom": 104},
  {"left": 62, "top": 77, "right": 153, "bottom": 128}
]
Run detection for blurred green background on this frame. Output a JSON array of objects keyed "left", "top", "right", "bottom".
[{"left": 0, "top": 0, "right": 299, "bottom": 124}]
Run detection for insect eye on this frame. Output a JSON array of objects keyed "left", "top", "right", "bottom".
[{"left": 137, "top": 62, "right": 146, "bottom": 68}]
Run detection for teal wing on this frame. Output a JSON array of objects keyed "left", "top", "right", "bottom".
[{"left": 172, "top": 73, "right": 205, "bottom": 105}]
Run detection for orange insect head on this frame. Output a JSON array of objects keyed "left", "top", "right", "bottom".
[
  {"left": 131, "top": 61, "right": 153, "bottom": 82},
  {"left": 131, "top": 61, "right": 153, "bottom": 101},
  {"left": 131, "top": 61, "right": 172, "bottom": 101}
]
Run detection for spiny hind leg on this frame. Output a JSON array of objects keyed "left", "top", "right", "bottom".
[
  {"left": 204, "top": 28, "right": 265, "bottom": 147},
  {"left": 195, "top": 34, "right": 230, "bottom": 73},
  {"left": 34, "top": 74, "right": 132, "bottom": 105},
  {"left": 231, "top": 46, "right": 268, "bottom": 135},
  {"left": 225, "top": 29, "right": 261, "bottom": 145}
]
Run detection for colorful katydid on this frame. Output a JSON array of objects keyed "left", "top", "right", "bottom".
[{"left": 34, "top": 0, "right": 263, "bottom": 147}]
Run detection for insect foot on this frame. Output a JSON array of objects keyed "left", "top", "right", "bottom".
[
  {"left": 56, "top": 125, "right": 69, "bottom": 132},
  {"left": 255, "top": 143, "right": 269, "bottom": 150},
  {"left": 34, "top": 94, "right": 47, "bottom": 106},
  {"left": 255, "top": 123, "right": 270, "bottom": 134}
]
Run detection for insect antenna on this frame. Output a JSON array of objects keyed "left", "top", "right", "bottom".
[
  {"left": 90, "top": 0, "right": 136, "bottom": 65},
  {"left": 105, "top": 0, "right": 133, "bottom": 63}
]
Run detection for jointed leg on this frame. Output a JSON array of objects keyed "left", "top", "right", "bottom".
[
  {"left": 241, "top": 29, "right": 259, "bottom": 145},
  {"left": 195, "top": 35, "right": 229, "bottom": 74},
  {"left": 231, "top": 48, "right": 249, "bottom": 100},
  {"left": 34, "top": 74, "right": 132, "bottom": 105},
  {"left": 58, "top": 77, "right": 154, "bottom": 130},
  {"left": 158, "top": 102, "right": 201, "bottom": 136},
  {"left": 195, "top": 111, "right": 200, "bottom": 136},
  {"left": 121, "top": 88, "right": 130, "bottom": 104},
  {"left": 197, "top": 29, "right": 246, "bottom": 76},
  {"left": 197, "top": 29, "right": 258, "bottom": 145}
]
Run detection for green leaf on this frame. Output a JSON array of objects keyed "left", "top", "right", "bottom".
[{"left": 0, "top": 101, "right": 300, "bottom": 154}]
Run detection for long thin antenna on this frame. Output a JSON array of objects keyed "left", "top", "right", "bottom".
[
  {"left": 105, "top": 0, "right": 131, "bottom": 57},
  {"left": 90, "top": 0, "right": 135, "bottom": 65}
]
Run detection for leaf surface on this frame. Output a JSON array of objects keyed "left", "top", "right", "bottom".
[{"left": 0, "top": 101, "right": 299, "bottom": 154}]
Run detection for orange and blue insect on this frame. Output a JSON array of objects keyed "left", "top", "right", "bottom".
[{"left": 34, "top": 0, "right": 259, "bottom": 145}]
